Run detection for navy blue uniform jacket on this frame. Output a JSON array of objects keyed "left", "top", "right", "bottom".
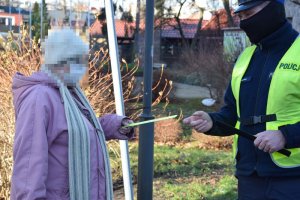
[{"left": 208, "top": 22, "right": 300, "bottom": 177}]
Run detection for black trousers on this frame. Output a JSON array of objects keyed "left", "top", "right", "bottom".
[{"left": 237, "top": 173, "right": 300, "bottom": 200}]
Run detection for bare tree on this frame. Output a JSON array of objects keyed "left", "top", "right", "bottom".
[
  {"left": 155, "top": 0, "right": 191, "bottom": 46},
  {"left": 222, "top": 0, "right": 234, "bottom": 27},
  {"left": 173, "top": 0, "right": 188, "bottom": 45},
  {"left": 62, "top": 0, "right": 68, "bottom": 23},
  {"left": 291, "top": 0, "right": 300, "bottom": 4},
  {"left": 207, "top": 0, "right": 222, "bottom": 31},
  {"left": 191, "top": 1, "right": 205, "bottom": 48},
  {"left": 1, "top": 0, "right": 9, "bottom": 6},
  {"left": 134, "top": 0, "right": 141, "bottom": 56}
]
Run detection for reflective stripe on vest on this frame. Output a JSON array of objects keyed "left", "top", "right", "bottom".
[{"left": 231, "top": 37, "right": 300, "bottom": 168}]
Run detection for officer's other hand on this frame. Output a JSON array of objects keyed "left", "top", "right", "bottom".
[
  {"left": 183, "top": 111, "right": 213, "bottom": 133},
  {"left": 254, "top": 130, "right": 286, "bottom": 153}
]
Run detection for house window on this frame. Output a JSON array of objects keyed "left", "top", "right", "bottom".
[
  {"left": 7, "top": 18, "right": 12, "bottom": 26},
  {"left": 0, "top": 17, "right": 5, "bottom": 25}
]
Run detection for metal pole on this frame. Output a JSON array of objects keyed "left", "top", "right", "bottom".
[
  {"left": 9, "top": 0, "right": 12, "bottom": 31},
  {"left": 69, "top": 0, "right": 72, "bottom": 27},
  {"left": 29, "top": 1, "right": 32, "bottom": 43},
  {"left": 104, "top": 0, "right": 134, "bottom": 200},
  {"left": 40, "top": 0, "right": 43, "bottom": 39},
  {"left": 18, "top": 1, "right": 21, "bottom": 34},
  {"left": 134, "top": 0, "right": 141, "bottom": 56},
  {"left": 87, "top": 0, "right": 90, "bottom": 40},
  {"left": 137, "top": 0, "right": 155, "bottom": 198},
  {"left": 87, "top": 0, "right": 90, "bottom": 27}
]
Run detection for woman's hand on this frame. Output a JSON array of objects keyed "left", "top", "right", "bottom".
[{"left": 119, "top": 118, "right": 134, "bottom": 136}]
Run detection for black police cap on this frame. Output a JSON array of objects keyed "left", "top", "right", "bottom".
[{"left": 234, "top": 0, "right": 270, "bottom": 13}]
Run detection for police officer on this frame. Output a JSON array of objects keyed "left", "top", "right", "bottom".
[{"left": 183, "top": 0, "right": 300, "bottom": 199}]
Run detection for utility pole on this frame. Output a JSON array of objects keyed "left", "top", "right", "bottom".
[
  {"left": 29, "top": 1, "right": 32, "bottom": 43},
  {"left": 69, "top": 0, "right": 72, "bottom": 27},
  {"left": 9, "top": 0, "right": 12, "bottom": 31},
  {"left": 134, "top": 0, "right": 141, "bottom": 56},
  {"left": 105, "top": 0, "right": 134, "bottom": 199},
  {"left": 137, "top": 0, "right": 155, "bottom": 199},
  {"left": 40, "top": 0, "right": 43, "bottom": 39}
]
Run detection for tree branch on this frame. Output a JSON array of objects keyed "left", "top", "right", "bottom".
[{"left": 291, "top": 0, "right": 300, "bottom": 5}]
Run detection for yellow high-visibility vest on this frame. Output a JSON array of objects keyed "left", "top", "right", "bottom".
[{"left": 231, "top": 37, "right": 300, "bottom": 168}]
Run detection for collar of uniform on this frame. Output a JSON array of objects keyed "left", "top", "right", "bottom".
[{"left": 256, "top": 21, "right": 295, "bottom": 51}]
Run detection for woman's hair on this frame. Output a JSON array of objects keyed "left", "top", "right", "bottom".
[{"left": 41, "top": 28, "right": 89, "bottom": 65}]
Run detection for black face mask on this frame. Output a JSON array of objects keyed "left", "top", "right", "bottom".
[{"left": 239, "top": 1, "right": 286, "bottom": 44}]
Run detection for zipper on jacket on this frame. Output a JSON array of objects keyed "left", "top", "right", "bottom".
[
  {"left": 252, "top": 48, "right": 270, "bottom": 172},
  {"left": 95, "top": 129, "right": 101, "bottom": 199},
  {"left": 258, "top": 43, "right": 263, "bottom": 51}
]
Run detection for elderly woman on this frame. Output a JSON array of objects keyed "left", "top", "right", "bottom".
[{"left": 10, "top": 28, "right": 133, "bottom": 200}]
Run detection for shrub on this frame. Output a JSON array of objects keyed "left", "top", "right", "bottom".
[
  {"left": 172, "top": 41, "right": 232, "bottom": 105},
  {"left": 154, "top": 118, "right": 182, "bottom": 144},
  {"left": 152, "top": 68, "right": 173, "bottom": 103},
  {"left": 0, "top": 32, "right": 40, "bottom": 199}
]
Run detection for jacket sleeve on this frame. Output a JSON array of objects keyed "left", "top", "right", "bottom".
[
  {"left": 98, "top": 114, "right": 134, "bottom": 140},
  {"left": 279, "top": 123, "right": 300, "bottom": 149},
  {"left": 11, "top": 88, "right": 49, "bottom": 200},
  {"left": 206, "top": 81, "right": 238, "bottom": 136}
]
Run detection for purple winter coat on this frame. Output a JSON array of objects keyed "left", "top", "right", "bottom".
[{"left": 11, "top": 71, "right": 132, "bottom": 200}]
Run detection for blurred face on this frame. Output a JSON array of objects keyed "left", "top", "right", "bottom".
[
  {"left": 237, "top": 1, "right": 270, "bottom": 20},
  {"left": 47, "top": 54, "right": 89, "bottom": 86}
]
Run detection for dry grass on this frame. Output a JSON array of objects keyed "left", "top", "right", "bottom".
[
  {"left": 191, "top": 130, "right": 233, "bottom": 151},
  {"left": 0, "top": 32, "right": 40, "bottom": 199}
]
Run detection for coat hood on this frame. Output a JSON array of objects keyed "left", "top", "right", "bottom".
[{"left": 12, "top": 71, "right": 58, "bottom": 113}]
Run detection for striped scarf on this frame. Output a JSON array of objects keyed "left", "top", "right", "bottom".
[{"left": 58, "top": 84, "right": 114, "bottom": 200}]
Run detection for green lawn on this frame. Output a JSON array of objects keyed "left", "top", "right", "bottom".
[
  {"left": 112, "top": 99, "right": 237, "bottom": 199},
  {"left": 112, "top": 143, "right": 237, "bottom": 199}
]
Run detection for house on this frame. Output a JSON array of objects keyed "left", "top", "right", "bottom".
[
  {"left": 90, "top": 18, "right": 136, "bottom": 62},
  {"left": 0, "top": 6, "right": 29, "bottom": 33},
  {"left": 89, "top": 8, "right": 238, "bottom": 66},
  {"left": 90, "top": 18, "right": 135, "bottom": 40},
  {"left": 157, "top": 9, "right": 239, "bottom": 65},
  {"left": 285, "top": 0, "right": 300, "bottom": 32},
  {"left": 158, "top": 18, "right": 209, "bottom": 62}
]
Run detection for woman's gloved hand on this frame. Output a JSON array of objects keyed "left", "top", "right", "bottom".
[{"left": 119, "top": 118, "right": 134, "bottom": 136}]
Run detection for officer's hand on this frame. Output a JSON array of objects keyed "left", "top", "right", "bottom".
[
  {"left": 183, "top": 111, "right": 213, "bottom": 133},
  {"left": 254, "top": 130, "right": 286, "bottom": 153}
]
